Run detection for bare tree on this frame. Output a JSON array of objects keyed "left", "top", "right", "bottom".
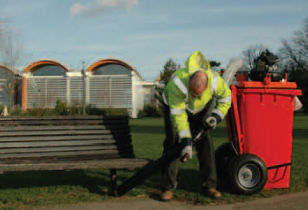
[
  {"left": 0, "top": 29, "right": 24, "bottom": 69},
  {"left": 279, "top": 17, "right": 308, "bottom": 72},
  {"left": 278, "top": 17, "right": 308, "bottom": 112},
  {"left": 0, "top": 73, "right": 15, "bottom": 107},
  {"left": 0, "top": 18, "right": 23, "bottom": 108},
  {"left": 242, "top": 44, "right": 267, "bottom": 71},
  {"left": 0, "top": 18, "right": 24, "bottom": 70},
  {"left": 0, "top": 19, "right": 4, "bottom": 51}
]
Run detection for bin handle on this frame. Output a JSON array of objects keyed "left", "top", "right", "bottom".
[{"left": 231, "top": 85, "right": 244, "bottom": 154}]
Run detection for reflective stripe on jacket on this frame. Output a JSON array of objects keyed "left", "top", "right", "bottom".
[{"left": 164, "top": 51, "right": 231, "bottom": 139}]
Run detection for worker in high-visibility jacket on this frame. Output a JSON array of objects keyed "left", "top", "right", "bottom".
[{"left": 160, "top": 51, "right": 231, "bottom": 201}]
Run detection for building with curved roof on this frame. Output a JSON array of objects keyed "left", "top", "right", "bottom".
[
  {"left": 22, "top": 59, "right": 72, "bottom": 109},
  {"left": 87, "top": 58, "right": 142, "bottom": 117},
  {"left": 22, "top": 58, "right": 156, "bottom": 118}
]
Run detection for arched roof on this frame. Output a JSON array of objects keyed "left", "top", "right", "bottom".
[
  {"left": 87, "top": 58, "right": 144, "bottom": 80},
  {"left": 0, "top": 64, "right": 19, "bottom": 75},
  {"left": 87, "top": 59, "right": 134, "bottom": 72},
  {"left": 24, "top": 59, "right": 70, "bottom": 73}
]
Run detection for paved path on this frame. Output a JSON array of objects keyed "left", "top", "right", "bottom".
[{"left": 29, "top": 190, "right": 308, "bottom": 210}]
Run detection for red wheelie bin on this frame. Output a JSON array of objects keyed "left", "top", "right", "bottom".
[{"left": 215, "top": 75, "right": 302, "bottom": 195}]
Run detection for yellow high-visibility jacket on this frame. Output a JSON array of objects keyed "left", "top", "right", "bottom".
[{"left": 163, "top": 51, "right": 231, "bottom": 139}]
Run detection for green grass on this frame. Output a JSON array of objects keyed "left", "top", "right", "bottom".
[
  {"left": 129, "top": 115, "right": 308, "bottom": 204},
  {"left": 0, "top": 114, "right": 308, "bottom": 209}
]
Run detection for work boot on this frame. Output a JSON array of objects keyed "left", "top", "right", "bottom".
[
  {"left": 203, "top": 188, "right": 221, "bottom": 199},
  {"left": 160, "top": 190, "right": 173, "bottom": 201}
]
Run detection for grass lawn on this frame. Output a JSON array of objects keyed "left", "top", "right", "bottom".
[{"left": 0, "top": 114, "right": 307, "bottom": 209}]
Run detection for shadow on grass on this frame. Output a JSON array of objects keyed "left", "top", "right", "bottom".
[
  {"left": 293, "top": 128, "right": 308, "bottom": 140},
  {"left": 130, "top": 125, "right": 164, "bottom": 135},
  {"left": 116, "top": 167, "right": 233, "bottom": 197},
  {"left": 0, "top": 169, "right": 112, "bottom": 195},
  {"left": 0, "top": 167, "right": 235, "bottom": 199},
  {"left": 178, "top": 169, "right": 232, "bottom": 194},
  {"left": 212, "top": 126, "right": 228, "bottom": 139}
]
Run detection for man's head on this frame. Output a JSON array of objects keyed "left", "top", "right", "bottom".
[{"left": 189, "top": 70, "right": 208, "bottom": 97}]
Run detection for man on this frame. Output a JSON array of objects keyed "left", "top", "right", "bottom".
[{"left": 160, "top": 51, "right": 231, "bottom": 201}]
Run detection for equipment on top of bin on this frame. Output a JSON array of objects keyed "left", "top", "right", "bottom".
[
  {"left": 216, "top": 67, "right": 302, "bottom": 195},
  {"left": 249, "top": 49, "right": 282, "bottom": 82}
]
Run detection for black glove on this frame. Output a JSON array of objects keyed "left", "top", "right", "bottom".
[
  {"left": 180, "top": 138, "right": 193, "bottom": 161},
  {"left": 204, "top": 113, "right": 222, "bottom": 129},
  {"left": 181, "top": 138, "right": 193, "bottom": 146}
]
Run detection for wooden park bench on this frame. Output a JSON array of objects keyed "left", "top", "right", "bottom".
[{"left": 0, "top": 115, "right": 148, "bottom": 193}]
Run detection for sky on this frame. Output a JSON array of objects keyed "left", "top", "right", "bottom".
[{"left": 1, "top": 0, "right": 307, "bottom": 81}]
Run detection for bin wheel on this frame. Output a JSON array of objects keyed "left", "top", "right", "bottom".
[
  {"left": 215, "top": 142, "right": 236, "bottom": 187},
  {"left": 228, "top": 154, "right": 267, "bottom": 195}
]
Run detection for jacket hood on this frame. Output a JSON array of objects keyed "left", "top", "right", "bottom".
[{"left": 185, "top": 51, "right": 211, "bottom": 75}]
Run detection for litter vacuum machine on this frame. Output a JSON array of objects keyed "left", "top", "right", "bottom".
[{"left": 116, "top": 54, "right": 302, "bottom": 196}]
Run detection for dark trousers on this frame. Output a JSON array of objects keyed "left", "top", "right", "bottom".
[{"left": 161, "top": 104, "right": 217, "bottom": 192}]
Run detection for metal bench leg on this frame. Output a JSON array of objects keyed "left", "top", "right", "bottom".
[{"left": 110, "top": 169, "right": 117, "bottom": 195}]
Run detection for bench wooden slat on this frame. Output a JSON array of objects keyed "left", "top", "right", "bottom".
[
  {"left": 0, "top": 150, "right": 121, "bottom": 159},
  {"left": 0, "top": 117, "right": 128, "bottom": 126},
  {"left": 0, "top": 135, "right": 128, "bottom": 142},
  {"left": 0, "top": 116, "right": 128, "bottom": 120},
  {"left": 0, "top": 158, "right": 148, "bottom": 172},
  {"left": 0, "top": 145, "right": 119, "bottom": 154},
  {"left": 0, "top": 120, "right": 127, "bottom": 126},
  {"left": 0, "top": 154, "right": 126, "bottom": 164},
  {"left": 0, "top": 129, "right": 129, "bottom": 137},
  {"left": 0, "top": 125, "right": 128, "bottom": 132},
  {"left": 0, "top": 115, "right": 128, "bottom": 120},
  {"left": 0, "top": 140, "right": 114, "bottom": 148}
]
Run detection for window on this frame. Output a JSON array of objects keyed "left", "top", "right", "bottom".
[
  {"left": 32, "top": 65, "right": 66, "bottom": 76},
  {"left": 93, "top": 64, "right": 131, "bottom": 75}
]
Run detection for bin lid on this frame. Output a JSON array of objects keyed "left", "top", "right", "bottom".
[
  {"left": 236, "top": 87, "right": 302, "bottom": 96},
  {"left": 236, "top": 81, "right": 297, "bottom": 89}
]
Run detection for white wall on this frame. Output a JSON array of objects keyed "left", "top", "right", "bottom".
[
  {"left": 132, "top": 75, "right": 158, "bottom": 118},
  {"left": 132, "top": 71, "right": 144, "bottom": 118},
  {"left": 24, "top": 69, "right": 157, "bottom": 118}
]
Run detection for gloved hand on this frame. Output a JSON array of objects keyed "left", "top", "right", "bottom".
[
  {"left": 204, "top": 113, "right": 222, "bottom": 129},
  {"left": 180, "top": 138, "right": 193, "bottom": 162}
]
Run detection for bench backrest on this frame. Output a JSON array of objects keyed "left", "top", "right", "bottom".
[{"left": 0, "top": 116, "right": 134, "bottom": 164}]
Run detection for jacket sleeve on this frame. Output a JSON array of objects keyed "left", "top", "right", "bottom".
[
  {"left": 212, "top": 73, "right": 232, "bottom": 119},
  {"left": 165, "top": 80, "right": 192, "bottom": 139}
]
